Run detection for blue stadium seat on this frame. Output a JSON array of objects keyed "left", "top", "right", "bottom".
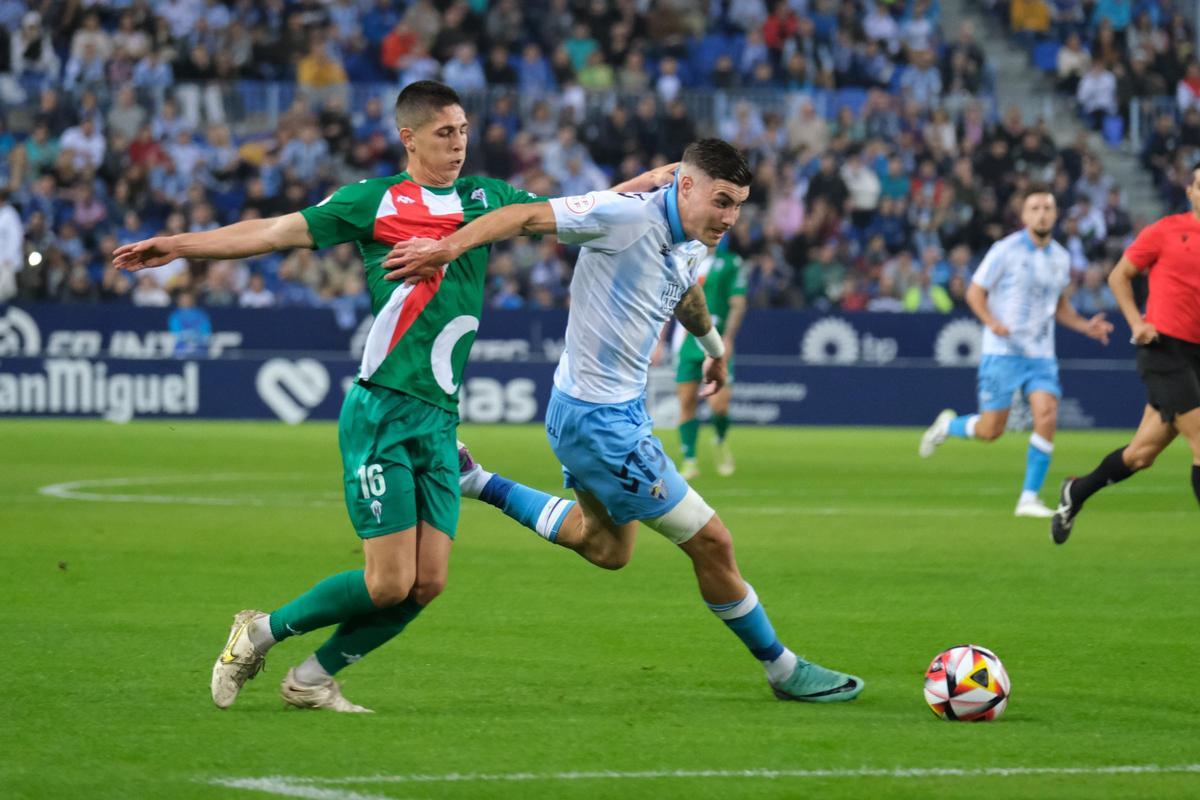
[
  {"left": 1102, "top": 114, "right": 1125, "bottom": 146},
  {"left": 1032, "top": 41, "right": 1059, "bottom": 72},
  {"left": 836, "top": 88, "right": 868, "bottom": 117}
]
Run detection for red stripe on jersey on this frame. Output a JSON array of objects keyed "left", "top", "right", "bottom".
[
  {"left": 388, "top": 271, "right": 445, "bottom": 353},
  {"left": 373, "top": 181, "right": 464, "bottom": 244}
]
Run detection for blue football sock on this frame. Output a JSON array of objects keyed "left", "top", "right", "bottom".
[
  {"left": 478, "top": 475, "right": 574, "bottom": 542},
  {"left": 948, "top": 414, "right": 979, "bottom": 439},
  {"left": 707, "top": 584, "right": 797, "bottom": 683},
  {"left": 1023, "top": 433, "right": 1054, "bottom": 494}
]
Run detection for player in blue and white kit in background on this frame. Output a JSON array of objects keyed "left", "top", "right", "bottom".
[
  {"left": 920, "top": 184, "right": 1113, "bottom": 517},
  {"left": 386, "top": 139, "right": 863, "bottom": 703}
]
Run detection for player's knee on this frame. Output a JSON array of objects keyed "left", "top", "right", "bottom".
[
  {"left": 592, "top": 552, "right": 631, "bottom": 571},
  {"left": 588, "top": 540, "right": 632, "bottom": 570},
  {"left": 365, "top": 570, "right": 414, "bottom": 608},
  {"left": 687, "top": 518, "right": 736, "bottom": 567},
  {"left": 975, "top": 421, "right": 1004, "bottom": 441},
  {"left": 1124, "top": 446, "right": 1157, "bottom": 471},
  {"left": 411, "top": 575, "right": 447, "bottom": 605}
]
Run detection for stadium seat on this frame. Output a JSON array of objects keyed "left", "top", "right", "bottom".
[
  {"left": 1032, "top": 41, "right": 1059, "bottom": 72},
  {"left": 1102, "top": 114, "right": 1125, "bottom": 146},
  {"left": 836, "top": 88, "right": 868, "bottom": 117}
]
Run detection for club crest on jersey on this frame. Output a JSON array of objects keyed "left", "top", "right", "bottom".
[
  {"left": 659, "top": 243, "right": 671, "bottom": 256},
  {"left": 471, "top": 187, "right": 488, "bottom": 208},
  {"left": 565, "top": 194, "right": 596, "bottom": 214},
  {"left": 650, "top": 479, "right": 668, "bottom": 501}
]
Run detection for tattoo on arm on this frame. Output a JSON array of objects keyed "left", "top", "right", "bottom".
[{"left": 673, "top": 284, "right": 713, "bottom": 337}]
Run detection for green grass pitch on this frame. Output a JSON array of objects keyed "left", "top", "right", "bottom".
[{"left": 2, "top": 420, "right": 1198, "bottom": 799}]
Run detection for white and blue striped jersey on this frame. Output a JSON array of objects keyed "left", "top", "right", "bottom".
[
  {"left": 971, "top": 230, "right": 1071, "bottom": 359},
  {"left": 549, "top": 187, "right": 708, "bottom": 403}
]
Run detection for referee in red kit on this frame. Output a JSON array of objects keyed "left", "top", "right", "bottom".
[{"left": 1052, "top": 163, "right": 1200, "bottom": 543}]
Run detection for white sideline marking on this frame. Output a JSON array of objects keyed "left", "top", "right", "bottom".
[
  {"left": 38, "top": 474, "right": 341, "bottom": 507},
  {"left": 213, "top": 764, "right": 1200, "bottom": 798}
]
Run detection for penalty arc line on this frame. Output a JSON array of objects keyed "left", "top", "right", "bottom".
[
  {"left": 37, "top": 474, "right": 341, "bottom": 508},
  {"left": 210, "top": 763, "right": 1200, "bottom": 798}
]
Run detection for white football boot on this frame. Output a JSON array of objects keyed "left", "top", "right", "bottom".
[
  {"left": 714, "top": 439, "right": 735, "bottom": 477},
  {"left": 280, "top": 668, "right": 373, "bottom": 713},
  {"left": 1014, "top": 496, "right": 1055, "bottom": 518},
  {"left": 680, "top": 457, "right": 700, "bottom": 481},
  {"left": 211, "top": 609, "right": 269, "bottom": 708},
  {"left": 919, "top": 409, "right": 956, "bottom": 458}
]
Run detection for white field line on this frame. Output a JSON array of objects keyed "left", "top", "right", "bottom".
[
  {"left": 38, "top": 474, "right": 341, "bottom": 507},
  {"left": 211, "top": 763, "right": 1200, "bottom": 798},
  {"left": 36, "top": 474, "right": 1192, "bottom": 516},
  {"left": 704, "top": 486, "right": 1181, "bottom": 497},
  {"left": 210, "top": 779, "right": 394, "bottom": 800}
]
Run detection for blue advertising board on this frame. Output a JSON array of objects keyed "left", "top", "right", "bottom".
[{"left": 1, "top": 304, "right": 1144, "bottom": 427}]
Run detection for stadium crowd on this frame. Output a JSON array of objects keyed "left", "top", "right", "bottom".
[
  {"left": 992, "top": 0, "right": 1200, "bottom": 211},
  {"left": 0, "top": 0, "right": 1141, "bottom": 318}
]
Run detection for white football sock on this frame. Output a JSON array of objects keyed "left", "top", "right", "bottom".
[
  {"left": 765, "top": 647, "right": 799, "bottom": 685},
  {"left": 461, "top": 466, "right": 495, "bottom": 499},
  {"left": 248, "top": 615, "right": 277, "bottom": 652},
  {"left": 293, "top": 654, "right": 332, "bottom": 686},
  {"left": 1019, "top": 490, "right": 1040, "bottom": 505}
]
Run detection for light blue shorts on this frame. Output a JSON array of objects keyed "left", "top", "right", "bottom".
[
  {"left": 977, "top": 355, "right": 1061, "bottom": 412},
  {"left": 545, "top": 388, "right": 688, "bottom": 525}
]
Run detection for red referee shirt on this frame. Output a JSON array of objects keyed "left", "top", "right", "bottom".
[{"left": 1122, "top": 213, "right": 1200, "bottom": 344}]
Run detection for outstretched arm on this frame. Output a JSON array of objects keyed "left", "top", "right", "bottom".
[
  {"left": 383, "top": 202, "right": 558, "bottom": 281},
  {"left": 113, "top": 213, "right": 314, "bottom": 271},
  {"left": 1055, "top": 293, "right": 1113, "bottom": 344}
]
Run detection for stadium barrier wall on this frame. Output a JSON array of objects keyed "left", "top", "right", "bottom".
[{"left": 0, "top": 304, "right": 1144, "bottom": 427}]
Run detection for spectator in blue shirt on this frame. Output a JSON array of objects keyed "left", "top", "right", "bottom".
[{"left": 169, "top": 290, "right": 212, "bottom": 358}]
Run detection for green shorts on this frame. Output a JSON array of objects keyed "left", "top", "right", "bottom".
[
  {"left": 338, "top": 381, "right": 460, "bottom": 539},
  {"left": 675, "top": 339, "right": 735, "bottom": 384}
]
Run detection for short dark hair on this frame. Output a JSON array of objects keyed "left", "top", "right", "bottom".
[
  {"left": 1022, "top": 182, "right": 1054, "bottom": 202},
  {"left": 681, "top": 138, "right": 752, "bottom": 187},
  {"left": 394, "top": 80, "right": 462, "bottom": 130},
  {"left": 1190, "top": 159, "right": 1200, "bottom": 175}
]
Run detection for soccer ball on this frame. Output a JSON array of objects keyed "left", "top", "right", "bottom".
[{"left": 923, "top": 644, "right": 1010, "bottom": 721}]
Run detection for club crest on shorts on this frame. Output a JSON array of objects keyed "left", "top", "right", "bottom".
[
  {"left": 650, "top": 478, "right": 668, "bottom": 501},
  {"left": 370, "top": 499, "right": 383, "bottom": 524}
]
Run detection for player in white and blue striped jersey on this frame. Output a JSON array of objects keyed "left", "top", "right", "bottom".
[
  {"left": 385, "top": 140, "right": 863, "bottom": 703},
  {"left": 919, "top": 184, "right": 1113, "bottom": 517}
]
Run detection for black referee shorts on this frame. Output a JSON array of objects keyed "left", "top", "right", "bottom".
[{"left": 1136, "top": 334, "right": 1200, "bottom": 422}]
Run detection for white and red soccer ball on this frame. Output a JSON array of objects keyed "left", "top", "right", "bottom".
[{"left": 924, "top": 644, "right": 1010, "bottom": 721}]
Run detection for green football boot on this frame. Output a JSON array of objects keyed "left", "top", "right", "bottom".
[{"left": 772, "top": 658, "right": 864, "bottom": 703}]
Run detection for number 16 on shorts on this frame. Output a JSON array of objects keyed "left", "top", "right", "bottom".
[
  {"left": 356, "top": 463, "right": 388, "bottom": 527},
  {"left": 357, "top": 463, "right": 387, "bottom": 498}
]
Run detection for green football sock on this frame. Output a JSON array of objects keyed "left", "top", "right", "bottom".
[
  {"left": 314, "top": 598, "right": 425, "bottom": 674},
  {"left": 712, "top": 414, "right": 731, "bottom": 442},
  {"left": 268, "top": 570, "right": 377, "bottom": 642},
  {"left": 680, "top": 419, "right": 699, "bottom": 459}
]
